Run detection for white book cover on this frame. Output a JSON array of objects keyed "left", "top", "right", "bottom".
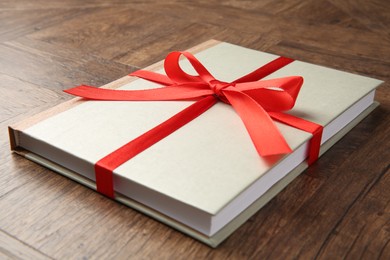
[{"left": 9, "top": 40, "right": 382, "bottom": 247}]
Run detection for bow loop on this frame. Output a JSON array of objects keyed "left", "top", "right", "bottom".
[
  {"left": 236, "top": 76, "right": 303, "bottom": 111},
  {"left": 164, "top": 51, "right": 215, "bottom": 85}
]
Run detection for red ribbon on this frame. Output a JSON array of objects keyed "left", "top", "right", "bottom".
[{"left": 65, "top": 51, "right": 323, "bottom": 198}]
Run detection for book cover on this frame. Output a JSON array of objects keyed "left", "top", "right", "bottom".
[{"left": 9, "top": 40, "right": 382, "bottom": 247}]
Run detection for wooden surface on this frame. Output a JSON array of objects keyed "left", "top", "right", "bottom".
[{"left": 1, "top": 1, "right": 389, "bottom": 259}]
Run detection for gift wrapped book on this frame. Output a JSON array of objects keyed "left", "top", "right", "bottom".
[{"left": 9, "top": 40, "right": 382, "bottom": 247}]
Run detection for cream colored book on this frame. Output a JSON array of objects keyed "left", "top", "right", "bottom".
[{"left": 9, "top": 40, "right": 382, "bottom": 247}]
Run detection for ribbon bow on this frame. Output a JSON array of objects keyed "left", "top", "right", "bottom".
[{"left": 65, "top": 51, "right": 323, "bottom": 198}]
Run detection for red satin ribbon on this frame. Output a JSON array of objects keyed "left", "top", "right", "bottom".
[{"left": 65, "top": 52, "right": 323, "bottom": 198}]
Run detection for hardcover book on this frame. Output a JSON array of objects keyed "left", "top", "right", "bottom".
[{"left": 9, "top": 40, "right": 382, "bottom": 247}]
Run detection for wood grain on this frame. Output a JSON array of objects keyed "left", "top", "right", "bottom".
[
  {"left": 0, "top": 229, "right": 51, "bottom": 260},
  {"left": 1, "top": 0, "right": 389, "bottom": 259}
]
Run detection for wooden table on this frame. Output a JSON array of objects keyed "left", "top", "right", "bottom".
[{"left": 1, "top": 1, "right": 389, "bottom": 259}]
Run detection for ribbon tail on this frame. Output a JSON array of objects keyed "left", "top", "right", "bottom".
[
  {"left": 64, "top": 85, "right": 213, "bottom": 101},
  {"left": 95, "top": 96, "right": 217, "bottom": 198},
  {"left": 269, "top": 112, "right": 323, "bottom": 165},
  {"left": 223, "top": 88, "right": 292, "bottom": 157}
]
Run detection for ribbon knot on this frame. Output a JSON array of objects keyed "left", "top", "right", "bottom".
[{"left": 208, "top": 80, "right": 231, "bottom": 103}]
